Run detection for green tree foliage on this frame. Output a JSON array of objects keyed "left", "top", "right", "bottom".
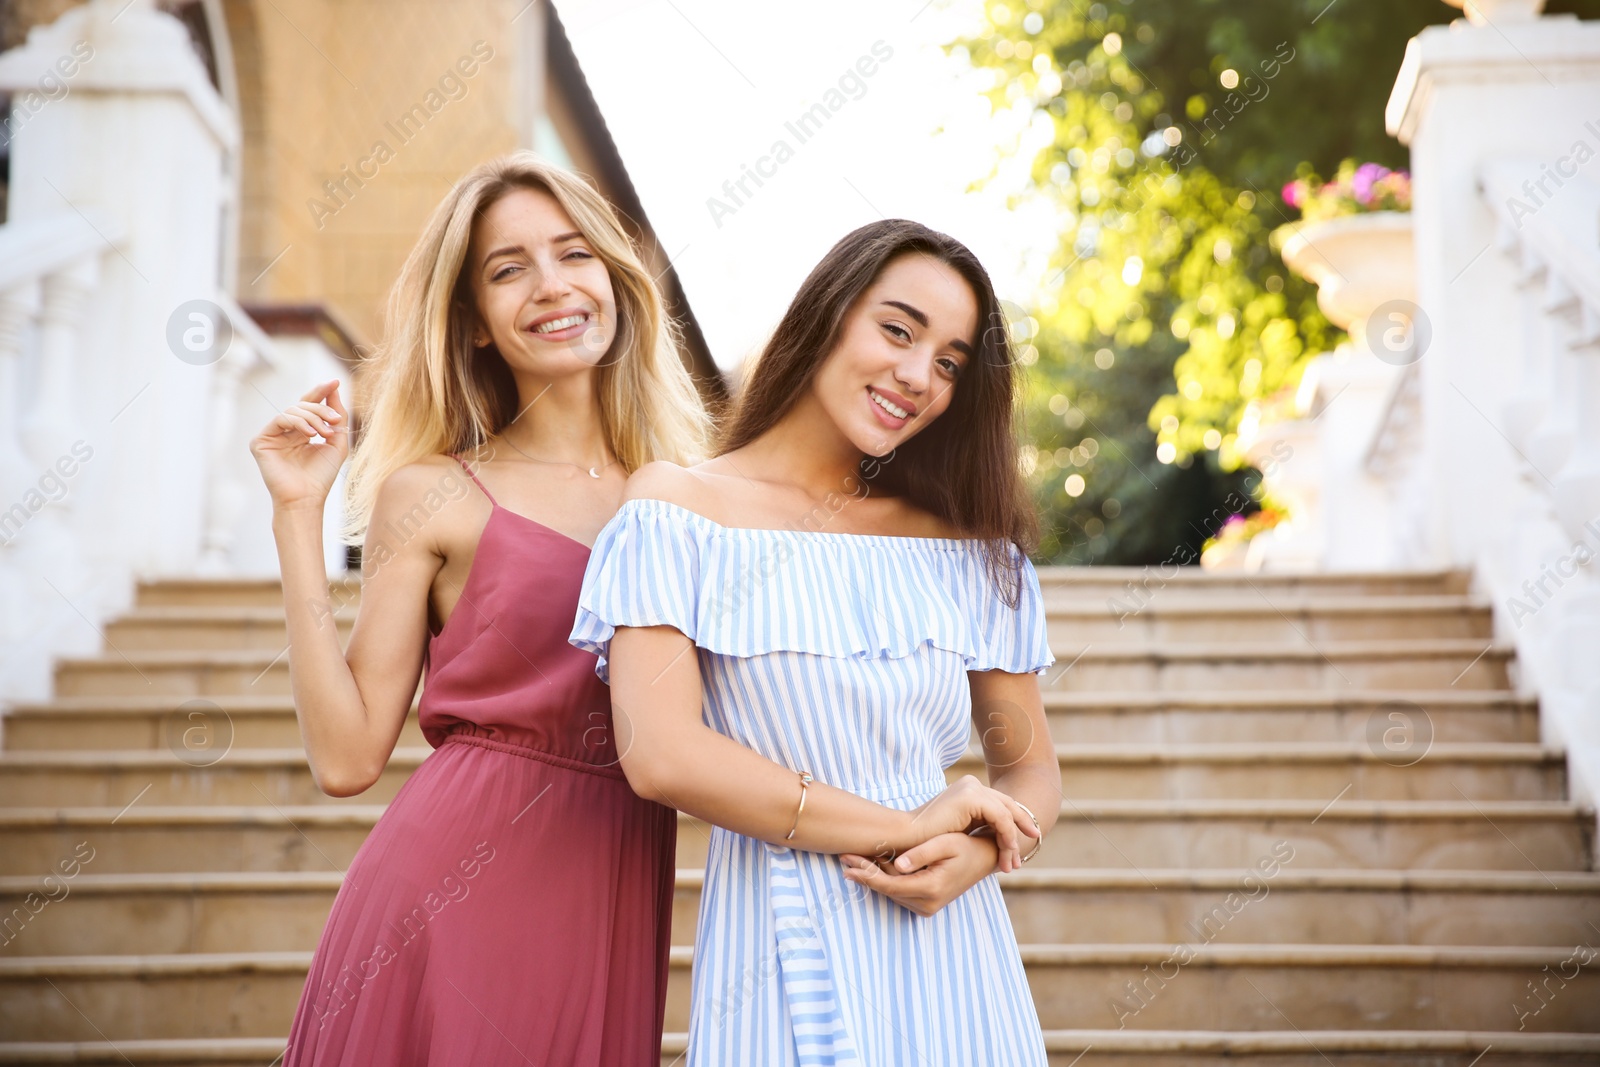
[{"left": 963, "top": 0, "right": 1597, "bottom": 563}]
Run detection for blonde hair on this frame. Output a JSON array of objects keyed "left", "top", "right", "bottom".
[{"left": 340, "top": 151, "right": 714, "bottom": 544}]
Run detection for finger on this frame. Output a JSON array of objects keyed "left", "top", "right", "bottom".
[
  {"left": 840, "top": 857, "right": 891, "bottom": 888},
  {"left": 298, "top": 380, "right": 338, "bottom": 404},
  {"left": 291, "top": 405, "right": 336, "bottom": 436},
  {"left": 894, "top": 835, "right": 959, "bottom": 874},
  {"left": 318, "top": 386, "right": 353, "bottom": 461},
  {"left": 978, "top": 796, "right": 1021, "bottom": 871},
  {"left": 1012, "top": 798, "right": 1042, "bottom": 838},
  {"left": 842, "top": 858, "right": 920, "bottom": 905},
  {"left": 277, "top": 413, "right": 321, "bottom": 440},
  {"left": 842, "top": 854, "right": 898, "bottom": 876}
]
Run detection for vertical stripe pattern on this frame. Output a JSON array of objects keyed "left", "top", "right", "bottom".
[{"left": 568, "top": 498, "right": 1055, "bottom": 1066}]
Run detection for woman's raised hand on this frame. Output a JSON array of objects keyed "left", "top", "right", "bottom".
[
  {"left": 904, "top": 775, "right": 1039, "bottom": 873},
  {"left": 249, "top": 380, "right": 350, "bottom": 511}
]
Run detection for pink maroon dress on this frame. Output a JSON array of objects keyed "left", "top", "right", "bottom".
[{"left": 282, "top": 455, "right": 676, "bottom": 1066}]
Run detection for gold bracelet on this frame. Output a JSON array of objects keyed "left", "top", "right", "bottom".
[
  {"left": 1016, "top": 800, "right": 1042, "bottom": 864},
  {"left": 785, "top": 770, "right": 814, "bottom": 841}
]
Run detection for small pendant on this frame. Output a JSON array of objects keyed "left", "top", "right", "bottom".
[{"left": 588, "top": 467, "right": 600, "bottom": 479}]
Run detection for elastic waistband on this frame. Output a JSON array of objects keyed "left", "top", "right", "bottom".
[{"left": 437, "top": 730, "right": 628, "bottom": 780}]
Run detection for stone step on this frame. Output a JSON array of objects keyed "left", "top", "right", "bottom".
[
  {"left": 2, "top": 799, "right": 1589, "bottom": 876},
  {"left": 0, "top": 750, "right": 424, "bottom": 807},
  {"left": 1048, "top": 596, "right": 1493, "bottom": 644},
  {"left": 1040, "top": 691, "right": 1538, "bottom": 746},
  {"left": 0, "top": 1038, "right": 291, "bottom": 1066},
  {"left": 1012, "top": 942, "right": 1600, "bottom": 1033},
  {"left": 1047, "top": 744, "right": 1563, "bottom": 801},
  {"left": 3, "top": 1031, "right": 1599, "bottom": 1067},
  {"left": 103, "top": 608, "right": 354, "bottom": 652},
  {"left": 48, "top": 641, "right": 1516, "bottom": 698},
  {"left": 1021, "top": 1029, "right": 1600, "bottom": 1067},
  {"left": 1, "top": 697, "right": 429, "bottom": 752},
  {"left": 0, "top": 806, "right": 384, "bottom": 876},
  {"left": 0, "top": 691, "right": 1539, "bottom": 751},
  {"left": 134, "top": 579, "right": 360, "bottom": 610},
  {"left": 0, "top": 743, "right": 1566, "bottom": 806},
  {"left": 4, "top": 868, "right": 1596, "bottom": 957},
  {"left": 1042, "top": 641, "right": 1512, "bottom": 692},
  {"left": 4, "top": 1032, "right": 1600, "bottom": 1067},
  {"left": 1038, "top": 568, "right": 1470, "bottom": 599},
  {"left": 125, "top": 570, "right": 1466, "bottom": 614},
  {"left": 3, "top": 942, "right": 1596, "bottom": 1040},
  {"left": 96, "top": 596, "right": 1491, "bottom": 654}
]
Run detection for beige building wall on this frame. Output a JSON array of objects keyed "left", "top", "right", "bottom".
[
  {"left": 7, "top": 0, "right": 536, "bottom": 346},
  {"left": 221, "top": 0, "right": 534, "bottom": 345}
]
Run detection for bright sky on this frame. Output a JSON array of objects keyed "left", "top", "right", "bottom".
[{"left": 556, "top": 0, "right": 1061, "bottom": 372}]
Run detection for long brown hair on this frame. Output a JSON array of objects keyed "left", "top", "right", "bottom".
[
  {"left": 718, "top": 219, "right": 1038, "bottom": 606},
  {"left": 341, "top": 151, "right": 713, "bottom": 544}
]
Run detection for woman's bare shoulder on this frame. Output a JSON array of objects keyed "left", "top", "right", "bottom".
[{"left": 625, "top": 457, "right": 757, "bottom": 526}]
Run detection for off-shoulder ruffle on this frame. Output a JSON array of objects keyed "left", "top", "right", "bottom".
[{"left": 567, "top": 497, "right": 1054, "bottom": 685}]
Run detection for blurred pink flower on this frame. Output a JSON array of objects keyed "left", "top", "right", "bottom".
[{"left": 1351, "top": 162, "right": 1391, "bottom": 204}]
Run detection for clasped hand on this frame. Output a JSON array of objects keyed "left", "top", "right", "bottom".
[{"left": 840, "top": 774, "right": 1037, "bottom": 918}]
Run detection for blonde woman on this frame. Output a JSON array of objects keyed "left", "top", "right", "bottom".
[{"left": 248, "top": 151, "right": 711, "bottom": 1065}]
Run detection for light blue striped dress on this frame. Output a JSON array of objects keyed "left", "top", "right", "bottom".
[{"left": 568, "top": 497, "right": 1054, "bottom": 1066}]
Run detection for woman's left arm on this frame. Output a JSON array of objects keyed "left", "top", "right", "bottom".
[{"left": 842, "top": 669, "right": 1060, "bottom": 916}]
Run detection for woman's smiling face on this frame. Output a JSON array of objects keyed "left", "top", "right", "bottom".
[
  {"left": 468, "top": 186, "right": 617, "bottom": 372},
  {"left": 810, "top": 252, "right": 979, "bottom": 457}
]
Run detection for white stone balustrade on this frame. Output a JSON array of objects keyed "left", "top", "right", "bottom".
[{"left": 1380, "top": 8, "right": 1600, "bottom": 808}]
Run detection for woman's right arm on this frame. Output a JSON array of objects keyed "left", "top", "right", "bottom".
[
  {"left": 249, "top": 380, "right": 443, "bottom": 797},
  {"left": 607, "top": 622, "right": 1040, "bottom": 871}
]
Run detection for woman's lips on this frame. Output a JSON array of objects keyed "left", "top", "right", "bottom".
[
  {"left": 525, "top": 310, "right": 591, "bottom": 342},
  {"left": 867, "top": 386, "right": 910, "bottom": 429}
]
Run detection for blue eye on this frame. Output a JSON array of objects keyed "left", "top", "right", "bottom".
[{"left": 491, "top": 264, "right": 519, "bottom": 281}]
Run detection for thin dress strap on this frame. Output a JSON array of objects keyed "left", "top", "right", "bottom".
[{"left": 452, "top": 453, "right": 499, "bottom": 507}]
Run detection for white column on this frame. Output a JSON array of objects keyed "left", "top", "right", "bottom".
[
  {"left": 1387, "top": 13, "right": 1600, "bottom": 569},
  {"left": 0, "top": 283, "right": 40, "bottom": 519},
  {"left": 1388, "top": 12, "right": 1600, "bottom": 807},
  {"left": 0, "top": 0, "right": 239, "bottom": 579}
]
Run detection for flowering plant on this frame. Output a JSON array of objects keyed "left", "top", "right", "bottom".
[{"left": 1281, "top": 159, "right": 1411, "bottom": 223}]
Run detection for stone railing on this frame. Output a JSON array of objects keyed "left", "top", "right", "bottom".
[
  {"left": 0, "top": 0, "right": 352, "bottom": 706},
  {"left": 0, "top": 215, "right": 126, "bottom": 700},
  {"left": 1225, "top": 4, "right": 1600, "bottom": 809},
  {"left": 1236, "top": 5, "right": 1600, "bottom": 807}
]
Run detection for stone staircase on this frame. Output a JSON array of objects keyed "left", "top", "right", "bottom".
[{"left": 1, "top": 570, "right": 1598, "bottom": 1065}]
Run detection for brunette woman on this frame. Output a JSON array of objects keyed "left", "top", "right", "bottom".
[{"left": 570, "top": 220, "right": 1058, "bottom": 1064}]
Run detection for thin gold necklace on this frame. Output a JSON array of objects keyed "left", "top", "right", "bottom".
[{"left": 496, "top": 434, "right": 617, "bottom": 479}]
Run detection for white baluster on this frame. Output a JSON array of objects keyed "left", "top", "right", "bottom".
[
  {"left": 15, "top": 260, "right": 97, "bottom": 592},
  {"left": 0, "top": 282, "right": 41, "bottom": 528},
  {"left": 1554, "top": 304, "right": 1600, "bottom": 543},
  {"left": 198, "top": 341, "right": 249, "bottom": 573},
  {"left": 19, "top": 260, "right": 95, "bottom": 470}
]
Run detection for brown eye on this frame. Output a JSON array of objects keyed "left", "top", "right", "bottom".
[{"left": 882, "top": 322, "right": 911, "bottom": 341}]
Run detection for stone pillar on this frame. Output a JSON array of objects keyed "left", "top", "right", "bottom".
[
  {"left": 0, "top": 0, "right": 240, "bottom": 577},
  {"left": 1386, "top": 11, "right": 1600, "bottom": 569}
]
